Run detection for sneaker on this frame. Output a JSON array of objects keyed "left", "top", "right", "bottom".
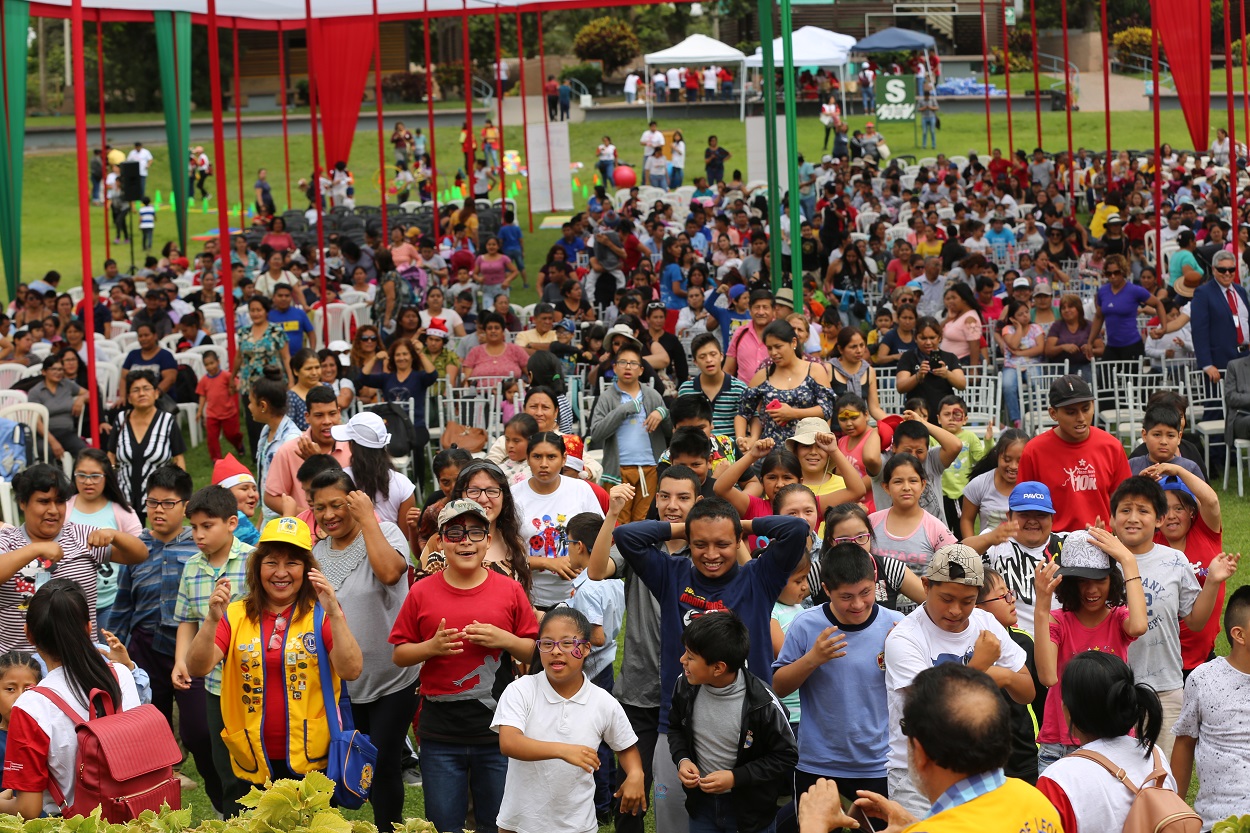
[
  {"left": 175, "top": 771, "right": 199, "bottom": 791},
  {"left": 402, "top": 765, "right": 423, "bottom": 787}
]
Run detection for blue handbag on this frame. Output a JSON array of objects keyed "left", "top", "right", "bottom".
[{"left": 314, "top": 604, "right": 379, "bottom": 809}]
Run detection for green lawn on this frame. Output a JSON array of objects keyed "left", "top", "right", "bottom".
[{"left": 25, "top": 100, "right": 468, "bottom": 128}]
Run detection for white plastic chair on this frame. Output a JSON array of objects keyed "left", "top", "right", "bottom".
[
  {"left": 312, "top": 304, "right": 356, "bottom": 349},
  {"left": 0, "top": 402, "right": 51, "bottom": 464}
]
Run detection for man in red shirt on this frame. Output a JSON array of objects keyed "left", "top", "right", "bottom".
[
  {"left": 987, "top": 148, "right": 1011, "bottom": 184},
  {"left": 1017, "top": 375, "right": 1133, "bottom": 533},
  {"left": 545, "top": 75, "right": 559, "bottom": 120}
]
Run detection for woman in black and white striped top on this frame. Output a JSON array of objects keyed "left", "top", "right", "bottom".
[{"left": 107, "top": 369, "right": 186, "bottom": 522}]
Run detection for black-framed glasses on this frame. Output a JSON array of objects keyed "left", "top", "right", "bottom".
[
  {"left": 537, "top": 638, "right": 592, "bottom": 654},
  {"left": 442, "top": 525, "right": 488, "bottom": 543},
  {"left": 144, "top": 498, "right": 185, "bottom": 510},
  {"left": 979, "top": 589, "right": 1016, "bottom": 605},
  {"left": 615, "top": 359, "right": 642, "bottom": 369},
  {"left": 464, "top": 486, "right": 503, "bottom": 500}
]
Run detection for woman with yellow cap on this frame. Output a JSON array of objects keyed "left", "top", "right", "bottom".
[{"left": 186, "top": 517, "right": 363, "bottom": 783}]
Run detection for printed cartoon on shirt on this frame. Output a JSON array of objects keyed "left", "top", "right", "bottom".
[
  {"left": 934, "top": 645, "right": 977, "bottom": 667},
  {"left": 678, "top": 587, "right": 730, "bottom": 627},
  {"left": 13, "top": 557, "right": 54, "bottom": 610},
  {"left": 528, "top": 513, "right": 570, "bottom": 560}
]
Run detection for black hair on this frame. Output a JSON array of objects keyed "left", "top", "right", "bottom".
[
  {"left": 977, "top": 567, "right": 1006, "bottom": 603},
  {"left": 1224, "top": 584, "right": 1250, "bottom": 644},
  {"left": 670, "top": 394, "right": 713, "bottom": 426},
  {"left": 350, "top": 441, "right": 402, "bottom": 502},
  {"left": 668, "top": 427, "right": 713, "bottom": 462},
  {"left": 248, "top": 294, "right": 273, "bottom": 312},
  {"left": 524, "top": 385, "right": 561, "bottom": 417},
  {"left": 760, "top": 448, "right": 802, "bottom": 481},
  {"left": 1142, "top": 404, "right": 1182, "bottom": 434},
  {"left": 71, "top": 448, "right": 133, "bottom": 512},
  {"left": 432, "top": 447, "right": 474, "bottom": 480},
  {"left": 187, "top": 485, "right": 241, "bottom": 522},
  {"left": 306, "top": 384, "right": 338, "bottom": 411},
  {"left": 0, "top": 651, "right": 41, "bottom": 684},
  {"left": 819, "top": 543, "right": 877, "bottom": 591},
  {"left": 290, "top": 347, "right": 319, "bottom": 380},
  {"left": 969, "top": 427, "right": 1031, "bottom": 480},
  {"left": 526, "top": 351, "right": 567, "bottom": 396},
  {"left": 883, "top": 452, "right": 926, "bottom": 484},
  {"left": 527, "top": 431, "right": 566, "bottom": 455},
  {"left": 761, "top": 318, "right": 797, "bottom": 349},
  {"left": 902, "top": 663, "right": 1011, "bottom": 774},
  {"left": 690, "top": 332, "right": 722, "bottom": 359},
  {"left": 833, "top": 392, "right": 868, "bottom": 415},
  {"left": 658, "top": 463, "right": 702, "bottom": 498},
  {"left": 251, "top": 365, "right": 289, "bottom": 414},
  {"left": 308, "top": 468, "right": 357, "bottom": 502},
  {"left": 936, "top": 394, "right": 968, "bottom": 413},
  {"left": 449, "top": 461, "right": 532, "bottom": 595},
  {"left": 540, "top": 606, "right": 591, "bottom": 641},
  {"left": 1062, "top": 651, "right": 1163, "bottom": 755},
  {"left": 821, "top": 503, "right": 875, "bottom": 552},
  {"left": 13, "top": 463, "right": 71, "bottom": 505},
  {"left": 316, "top": 349, "right": 342, "bottom": 381},
  {"left": 915, "top": 315, "right": 943, "bottom": 338},
  {"left": 1055, "top": 563, "right": 1126, "bottom": 612},
  {"left": 146, "top": 463, "right": 195, "bottom": 502},
  {"left": 682, "top": 611, "right": 749, "bottom": 672},
  {"left": 892, "top": 419, "right": 931, "bottom": 446},
  {"left": 504, "top": 413, "right": 539, "bottom": 437},
  {"left": 124, "top": 369, "right": 161, "bottom": 397},
  {"left": 685, "top": 496, "right": 742, "bottom": 542},
  {"left": 1109, "top": 475, "right": 1167, "bottom": 518},
  {"left": 296, "top": 453, "right": 342, "bottom": 485},
  {"left": 26, "top": 580, "right": 120, "bottom": 711},
  {"left": 772, "top": 482, "right": 817, "bottom": 516},
  {"left": 565, "top": 512, "right": 604, "bottom": 550}
]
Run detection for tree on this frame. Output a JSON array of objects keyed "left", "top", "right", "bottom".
[{"left": 572, "top": 17, "right": 641, "bottom": 76}]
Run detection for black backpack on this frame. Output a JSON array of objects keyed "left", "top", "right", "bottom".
[{"left": 369, "top": 402, "right": 419, "bottom": 458}]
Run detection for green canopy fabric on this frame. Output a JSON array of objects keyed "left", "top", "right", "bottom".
[
  {"left": 0, "top": 0, "right": 29, "bottom": 299},
  {"left": 155, "top": 10, "right": 192, "bottom": 251}
]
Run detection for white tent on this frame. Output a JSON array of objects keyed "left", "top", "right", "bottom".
[
  {"left": 745, "top": 26, "right": 853, "bottom": 115},
  {"left": 644, "top": 34, "right": 747, "bottom": 121}
]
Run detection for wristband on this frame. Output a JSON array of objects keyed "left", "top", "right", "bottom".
[{"left": 1125, "top": 575, "right": 1142, "bottom": 583}]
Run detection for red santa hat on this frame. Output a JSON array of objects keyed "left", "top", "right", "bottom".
[{"left": 212, "top": 453, "right": 256, "bottom": 490}]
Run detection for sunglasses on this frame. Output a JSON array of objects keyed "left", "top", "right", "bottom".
[{"left": 359, "top": 334, "right": 377, "bottom": 342}]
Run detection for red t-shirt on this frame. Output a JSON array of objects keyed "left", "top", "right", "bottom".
[
  {"left": 216, "top": 607, "right": 333, "bottom": 759},
  {"left": 1017, "top": 426, "right": 1132, "bottom": 533},
  {"left": 388, "top": 570, "right": 537, "bottom": 742},
  {"left": 988, "top": 158, "right": 1011, "bottom": 183},
  {"left": 196, "top": 372, "right": 239, "bottom": 421},
  {"left": 1154, "top": 516, "right": 1224, "bottom": 669},
  {"left": 544, "top": 80, "right": 558, "bottom": 96}
]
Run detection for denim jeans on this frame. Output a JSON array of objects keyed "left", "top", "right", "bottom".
[
  {"left": 484, "top": 146, "right": 499, "bottom": 168},
  {"left": 670, "top": 167, "right": 684, "bottom": 189},
  {"left": 800, "top": 195, "right": 816, "bottom": 222},
  {"left": 1037, "top": 742, "right": 1079, "bottom": 775},
  {"left": 482, "top": 282, "right": 509, "bottom": 311},
  {"left": 598, "top": 160, "right": 616, "bottom": 185},
  {"left": 625, "top": 92, "right": 636, "bottom": 104},
  {"left": 1002, "top": 366, "right": 1027, "bottom": 425},
  {"left": 419, "top": 738, "right": 508, "bottom": 833},
  {"left": 688, "top": 794, "right": 739, "bottom": 833},
  {"left": 650, "top": 173, "right": 669, "bottom": 190},
  {"left": 922, "top": 116, "right": 937, "bottom": 148},
  {"left": 861, "top": 88, "right": 875, "bottom": 113}
]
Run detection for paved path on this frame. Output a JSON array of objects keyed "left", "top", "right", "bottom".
[{"left": 1077, "top": 70, "right": 1153, "bottom": 112}]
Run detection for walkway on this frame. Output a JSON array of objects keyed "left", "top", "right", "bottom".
[{"left": 1077, "top": 70, "right": 1154, "bottom": 112}]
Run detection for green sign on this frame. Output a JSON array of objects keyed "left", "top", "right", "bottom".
[
  {"left": 1004, "top": 7, "right": 1017, "bottom": 25},
  {"left": 875, "top": 75, "right": 917, "bottom": 122}
]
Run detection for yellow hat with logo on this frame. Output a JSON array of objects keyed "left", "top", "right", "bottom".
[{"left": 259, "top": 517, "right": 313, "bottom": 551}]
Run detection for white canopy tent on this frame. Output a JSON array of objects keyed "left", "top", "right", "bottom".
[
  {"left": 644, "top": 34, "right": 747, "bottom": 121},
  {"left": 745, "top": 26, "right": 853, "bottom": 116}
]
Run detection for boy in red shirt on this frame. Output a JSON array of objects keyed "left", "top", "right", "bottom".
[
  {"left": 1017, "top": 375, "right": 1132, "bottom": 532},
  {"left": 195, "top": 349, "right": 243, "bottom": 462}
]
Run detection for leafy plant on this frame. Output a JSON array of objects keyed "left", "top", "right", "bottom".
[
  {"left": 1111, "top": 26, "right": 1163, "bottom": 64},
  {"left": 1232, "top": 35, "right": 1250, "bottom": 67},
  {"left": 433, "top": 63, "right": 466, "bottom": 100},
  {"left": 1214, "top": 816, "right": 1250, "bottom": 833},
  {"left": 381, "top": 71, "right": 428, "bottom": 104},
  {"left": 559, "top": 64, "right": 603, "bottom": 94},
  {"left": 572, "top": 17, "right": 640, "bottom": 76}
]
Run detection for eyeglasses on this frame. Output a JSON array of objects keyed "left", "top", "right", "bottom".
[
  {"left": 144, "top": 498, "right": 185, "bottom": 510},
  {"left": 441, "top": 525, "right": 488, "bottom": 543},
  {"left": 74, "top": 472, "right": 104, "bottom": 482},
  {"left": 537, "top": 638, "right": 591, "bottom": 657},
  {"left": 464, "top": 486, "right": 503, "bottom": 500},
  {"left": 268, "top": 613, "right": 288, "bottom": 652},
  {"left": 980, "top": 589, "right": 1017, "bottom": 605},
  {"left": 830, "top": 532, "right": 872, "bottom": 547},
  {"left": 1104, "top": 269, "right": 1125, "bottom": 277},
  {"left": 1215, "top": 266, "right": 1238, "bottom": 274},
  {"left": 615, "top": 360, "right": 642, "bottom": 369}
]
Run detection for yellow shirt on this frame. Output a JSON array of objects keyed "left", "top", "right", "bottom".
[
  {"left": 516, "top": 329, "right": 558, "bottom": 350},
  {"left": 901, "top": 778, "right": 1065, "bottom": 833}
]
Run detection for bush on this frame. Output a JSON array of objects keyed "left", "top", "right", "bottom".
[
  {"left": 381, "top": 71, "right": 428, "bottom": 104},
  {"left": 572, "top": 17, "right": 641, "bottom": 76},
  {"left": 1112, "top": 26, "right": 1162, "bottom": 64},
  {"left": 434, "top": 63, "right": 466, "bottom": 99},
  {"left": 1232, "top": 35, "right": 1250, "bottom": 66},
  {"left": 991, "top": 46, "right": 1032, "bottom": 73},
  {"left": 559, "top": 64, "right": 603, "bottom": 94}
]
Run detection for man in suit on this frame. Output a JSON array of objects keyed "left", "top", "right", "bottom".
[
  {"left": 1191, "top": 249, "right": 1250, "bottom": 382},
  {"left": 1225, "top": 353, "right": 1250, "bottom": 442}
]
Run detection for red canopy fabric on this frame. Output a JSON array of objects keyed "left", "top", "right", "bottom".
[
  {"left": 308, "top": 16, "right": 375, "bottom": 170},
  {"left": 1155, "top": 0, "right": 1211, "bottom": 150}
]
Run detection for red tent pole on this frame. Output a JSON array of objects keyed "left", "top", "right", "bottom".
[
  {"left": 304, "top": 0, "right": 329, "bottom": 346},
  {"left": 207, "top": 0, "right": 237, "bottom": 368},
  {"left": 538, "top": 12, "right": 555, "bottom": 215},
  {"left": 372, "top": 0, "right": 388, "bottom": 239},
  {"left": 71, "top": 0, "right": 100, "bottom": 447},
  {"left": 278, "top": 21, "right": 291, "bottom": 208},
  {"left": 1100, "top": 0, "right": 1111, "bottom": 172},
  {"left": 517, "top": 9, "right": 534, "bottom": 232},
  {"left": 233, "top": 21, "right": 246, "bottom": 232},
  {"left": 1030, "top": 0, "right": 1041, "bottom": 147},
  {"left": 979, "top": 0, "right": 992, "bottom": 154},
  {"left": 1242, "top": 0, "right": 1250, "bottom": 162},
  {"left": 494, "top": 10, "right": 506, "bottom": 202},
  {"left": 1152, "top": 8, "right": 1162, "bottom": 277},
  {"left": 1225, "top": 0, "right": 1240, "bottom": 278},
  {"left": 462, "top": 0, "right": 472, "bottom": 189},
  {"left": 95, "top": 13, "right": 110, "bottom": 260},
  {"left": 422, "top": 9, "right": 439, "bottom": 231},
  {"left": 1001, "top": 0, "right": 1013, "bottom": 155},
  {"left": 1061, "top": 0, "right": 1076, "bottom": 219}
]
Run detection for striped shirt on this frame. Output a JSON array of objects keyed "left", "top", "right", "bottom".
[
  {"left": 108, "top": 528, "right": 200, "bottom": 657},
  {"left": 0, "top": 523, "right": 110, "bottom": 652},
  {"left": 110, "top": 409, "right": 186, "bottom": 510},
  {"left": 677, "top": 374, "right": 748, "bottom": 436},
  {"left": 172, "top": 537, "right": 252, "bottom": 695}
]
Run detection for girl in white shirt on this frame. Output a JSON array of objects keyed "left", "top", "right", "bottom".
[{"left": 669, "top": 131, "right": 687, "bottom": 189}]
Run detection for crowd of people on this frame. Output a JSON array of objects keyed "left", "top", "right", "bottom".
[{"left": 2, "top": 105, "right": 1250, "bottom": 833}]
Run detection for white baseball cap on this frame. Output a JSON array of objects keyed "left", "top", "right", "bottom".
[{"left": 330, "top": 411, "right": 392, "bottom": 449}]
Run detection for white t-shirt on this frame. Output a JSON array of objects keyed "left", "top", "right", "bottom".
[
  {"left": 1038, "top": 735, "right": 1177, "bottom": 831},
  {"left": 1128, "top": 543, "right": 1200, "bottom": 693},
  {"left": 127, "top": 147, "right": 154, "bottom": 175},
  {"left": 1173, "top": 657, "right": 1250, "bottom": 828},
  {"left": 704, "top": 68, "right": 718, "bottom": 89},
  {"left": 963, "top": 236, "right": 991, "bottom": 254},
  {"left": 493, "top": 673, "right": 638, "bottom": 833},
  {"left": 420, "top": 308, "right": 464, "bottom": 333},
  {"left": 883, "top": 606, "right": 1025, "bottom": 770},
  {"left": 623, "top": 74, "right": 640, "bottom": 94},
  {"left": 666, "top": 68, "right": 680, "bottom": 88},
  {"left": 342, "top": 467, "right": 416, "bottom": 527},
  {"left": 511, "top": 476, "right": 604, "bottom": 608},
  {"left": 641, "top": 130, "right": 664, "bottom": 152},
  {"left": 10, "top": 663, "right": 141, "bottom": 816},
  {"left": 670, "top": 140, "right": 686, "bottom": 169},
  {"left": 962, "top": 471, "right": 1012, "bottom": 533},
  {"left": 653, "top": 72, "right": 666, "bottom": 87}
]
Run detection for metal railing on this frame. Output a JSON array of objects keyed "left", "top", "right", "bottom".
[
  {"left": 472, "top": 76, "right": 495, "bottom": 106},
  {"left": 1036, "top": 50, "right": 1080, "bottom": 100},
  {"left": 1109, "top": 54, "right": 1176, "bottom": 92}
]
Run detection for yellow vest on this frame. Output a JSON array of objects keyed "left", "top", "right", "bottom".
[
  {"left": 218, "top": 600, "right": 340, "bottom": 783},
  {"left": 902, "top": 778, "right": 1065, "bottom": 833}
]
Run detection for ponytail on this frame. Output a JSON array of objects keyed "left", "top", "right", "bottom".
[
  {"left": 1061, "top": 651, "right": 1162, "bottom": 756},
  {"left": 26, "top": 580, "right": 121, "bottom": 713}
]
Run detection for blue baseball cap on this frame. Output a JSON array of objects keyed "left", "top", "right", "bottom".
[
  {"left": 556, "top": 318, "right": 576, "bottom": 333},
  {"left": 1009, "top": 481, "right": 1055, "bottom": 514},
  {"left": 1158, "top": 475, "right": 1196, "bottom": 501}
]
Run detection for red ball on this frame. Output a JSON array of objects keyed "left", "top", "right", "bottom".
[{"left": 613, "top": 165, "right": 637, "bottom": 188}]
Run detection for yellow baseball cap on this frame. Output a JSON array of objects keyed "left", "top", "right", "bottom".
[{"left": 259, "top": 517, "right": 313, "bottom": 551}]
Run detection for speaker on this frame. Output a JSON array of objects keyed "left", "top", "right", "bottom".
[{"left": 119, "top": 161, "right": 144, "bottom": 202}]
